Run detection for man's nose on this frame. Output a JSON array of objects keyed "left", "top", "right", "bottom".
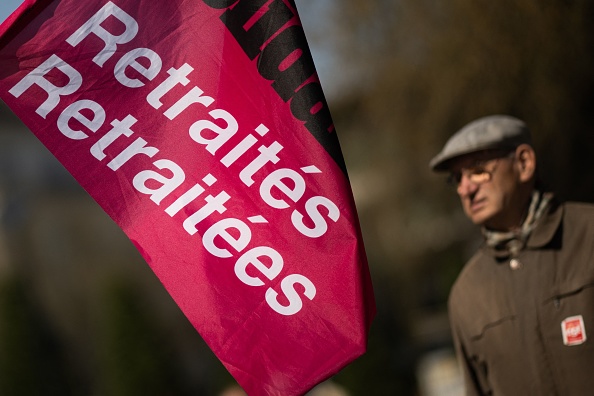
[{"left": 457, "top": 174, "right": 478, "bottom": 197}]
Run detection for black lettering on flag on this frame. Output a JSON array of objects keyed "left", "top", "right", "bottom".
[
  {"left": 259, "top": 25, "right": 315, "bottom": 101},
  {"left": 202, "top": 0, "right": 238, "bottom": 9},
  {"left": 221, "top": 0, "right": 293, "bottom": 60},
  {"left": 202, "top": 0, "right": 348, "bottom": 175}
]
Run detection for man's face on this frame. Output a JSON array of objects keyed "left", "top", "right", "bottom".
[{"left": 448, "top": 149, "right": 523, "bottom": 230}]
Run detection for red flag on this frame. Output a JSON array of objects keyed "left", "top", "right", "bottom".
[{"left": 0, "top": 1, "right": 375, "bottom": 394}]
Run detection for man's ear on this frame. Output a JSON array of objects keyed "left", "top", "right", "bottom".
[{"left": 515, "top": 144, "right": 536, "bottom": 183}]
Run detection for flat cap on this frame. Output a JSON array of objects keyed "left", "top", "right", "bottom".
[{"left": 429, "top": 115, "right": 532, "bottom": 171}]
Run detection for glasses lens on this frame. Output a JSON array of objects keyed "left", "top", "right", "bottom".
[
  {"left": 468, "top": 169, "right": 491, "bottom": 184},
  {"left": 447, "top": 166, "right": 493, "bottom": 187},
  {"left": 446, "top": 152, "right": 512, "bottom": 188}
]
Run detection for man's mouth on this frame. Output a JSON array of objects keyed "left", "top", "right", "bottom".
[{"left": 469, "top": 197, "right": 486, "bottom": 213}]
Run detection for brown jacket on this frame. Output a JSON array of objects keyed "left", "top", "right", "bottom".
[{"left": 449, "top": 201, "right": 594, "bottom": 395}]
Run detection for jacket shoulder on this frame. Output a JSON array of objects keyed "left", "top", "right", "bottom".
[
  {"left": 564, "top": 201, "right": 594, "bottom": 216},
  {"left": 562, "top": 201, "right": 594, "bottom": 231},
  {"left": 448, "top": 250, "right": 489, "bottom": 307}
]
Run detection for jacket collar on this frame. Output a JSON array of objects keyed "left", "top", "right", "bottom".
[
  {"left": 482, "top": 197, "right": 563, "bottom": 259},
  {"left": 526, "top": 199, "right": 563, "bottom": 248}
]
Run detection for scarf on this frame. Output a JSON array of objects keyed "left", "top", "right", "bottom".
[{"left": 482, "top": 190, "right": 553, "bottom": 258}]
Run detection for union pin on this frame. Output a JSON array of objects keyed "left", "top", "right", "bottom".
[{"left": 562, "top": 315, "right": 587, "bottom": 346}]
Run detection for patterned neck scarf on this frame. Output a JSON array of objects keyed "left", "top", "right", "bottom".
[{"left": 482, "top": 190, "right": 553, "bottom": 258}]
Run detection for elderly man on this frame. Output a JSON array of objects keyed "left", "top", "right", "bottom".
[{"left": 430, "top": 115, "right": 594, "bottom": 395}]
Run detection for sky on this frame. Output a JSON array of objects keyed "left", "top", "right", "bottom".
[{"left": 0, "top": 0, "right": 22, "bottom": 24}]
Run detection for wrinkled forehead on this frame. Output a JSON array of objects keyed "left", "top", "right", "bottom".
[{"left": 447, "top": 149, "right": 512, "bottom": 172}]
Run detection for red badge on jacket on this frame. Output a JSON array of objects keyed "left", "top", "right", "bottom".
[{"left": 562, "top": 315, "right": 587, "bottom": 346}]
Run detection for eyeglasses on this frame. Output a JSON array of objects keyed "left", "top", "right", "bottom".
[{"left": 447, "top": 152, "right": 515, "bottom": 187}]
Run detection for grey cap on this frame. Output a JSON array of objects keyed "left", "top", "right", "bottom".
[{"left": 429, "top": 115, "right": 532, "bottom": 171}]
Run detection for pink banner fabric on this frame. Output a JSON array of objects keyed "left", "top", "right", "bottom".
[{"left": 0, "top": 1, "right": 375, "bottom": 394}]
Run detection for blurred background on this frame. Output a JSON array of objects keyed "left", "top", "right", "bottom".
[{"left": 3, "top": 0, "right": 594, "bottom": 395}]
